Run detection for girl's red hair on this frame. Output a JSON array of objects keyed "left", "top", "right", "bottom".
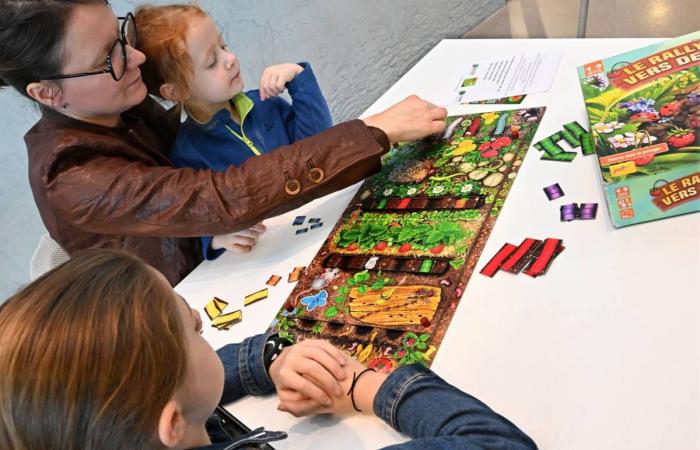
[{"left": 135, "top": 4, "right": 207, "bottom": 99}]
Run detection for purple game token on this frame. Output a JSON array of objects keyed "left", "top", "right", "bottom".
[
  {"left": 560, "top": 203, "right": 579, "bottom": 222},
  {"left": 543, "top": 183, "right": 565, "bottom": 201},
  {"left": 579, "top": 203, "right": 598, "bottom": 220}
]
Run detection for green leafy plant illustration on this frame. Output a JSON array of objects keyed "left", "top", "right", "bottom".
[{"left": 392, "top": 332, "right": 432, "bottom": 366}]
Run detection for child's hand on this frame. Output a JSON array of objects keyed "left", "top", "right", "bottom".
[
  {"left": 210, "top": 222, "right": 266, "bottom": 253},
  {"left": 259, "top": 63, "right": 304, "bottom": 100},
  {"left": 276, "top": 353, "right": 388, "bottom": 417},
  {"left": 268, "top": 339, "right": 348, "bottom": 414}
]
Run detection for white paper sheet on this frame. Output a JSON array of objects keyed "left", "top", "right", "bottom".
[{"left": 445, "top": 49, "right": 564, "bottom": 104}]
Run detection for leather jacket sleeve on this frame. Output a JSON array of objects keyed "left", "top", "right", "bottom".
[{"left": 45, "top": 120, "right": 388, "bottom": 237}]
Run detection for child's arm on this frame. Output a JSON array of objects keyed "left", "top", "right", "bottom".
[
  {"left": 217, "top": 335, "right": 347, "bottom": 407},
  {"left": 259, "top": 63, "right": 305, "bottom": 101},
  {"left": 203, "top": 222, "right": 266, "bottom": 260},
  {"left": 278, "top": 359, "right": 537, "bottom": 450},
  {"left": 170, "top": 131, "right": 267, "bottom": 260},
  {"left": 259, "top": 62, "right": 333, "bottom": 141}
]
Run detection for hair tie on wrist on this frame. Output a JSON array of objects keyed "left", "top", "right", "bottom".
[{"left": 346, "top": 368, "right": 376, "bottom": 412}]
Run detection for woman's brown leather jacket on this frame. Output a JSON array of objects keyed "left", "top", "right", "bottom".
[{"left": 24, "top": 98, "right": 389, "bottom": 284}]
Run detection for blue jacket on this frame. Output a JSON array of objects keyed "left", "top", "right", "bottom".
[
  {"left": 170, "top": 62, "right": 333, "bottom": 259},
  {"left": 197, "top": 333, "right": 537, "bottom": 450}
]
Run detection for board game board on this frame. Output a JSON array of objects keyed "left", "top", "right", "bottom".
[{"left": 270, "top": 107, "right": 546, "bottom": 372}]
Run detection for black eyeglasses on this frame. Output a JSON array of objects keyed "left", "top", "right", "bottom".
[{"left": 45, "top": 13, "right": 137, "bottom": 82}]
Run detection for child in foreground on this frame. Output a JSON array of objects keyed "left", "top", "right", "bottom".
[
  {"left": 136, "top": 4, "right": 334, "bottom": 259},
  {"left": 0, "top": 248, "right": 538, "bottom": 449}
]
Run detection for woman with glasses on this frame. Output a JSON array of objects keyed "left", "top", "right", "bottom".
[
  {"left": 0, "top": 248, "right": 537, "bottom": 450},
  {"left": 0, "top": 0, "right": 447, "bottom": 286}
]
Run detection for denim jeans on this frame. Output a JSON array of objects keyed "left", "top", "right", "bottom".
[{"left": 195, "top": 333, "right": 537, "bottom": 450}]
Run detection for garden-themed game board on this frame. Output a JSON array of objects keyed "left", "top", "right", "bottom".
[
  {"left": 578, "top": 31, "right": 700, "bottom": 227},
  {"left": 270, "top": 107, "right": 546, "bottom": 372}
]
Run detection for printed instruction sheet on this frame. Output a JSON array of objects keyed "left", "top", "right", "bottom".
[{"left": 446, "top": 50, "right": 563, "bottom": 104}]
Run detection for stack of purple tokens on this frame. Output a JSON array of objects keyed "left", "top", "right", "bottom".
[
  {"left": 543, "top": 183, "right": 565, "bottom": 201},
  {"left": 560, "top": 203, "right": 579, "bottom": 221},
  {"left": 579, "top": 203, "right": 598, "bottom": 220}
]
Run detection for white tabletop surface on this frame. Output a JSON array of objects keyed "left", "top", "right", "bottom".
[{"left": 175, "top": 38, "right": 700, "bottom": 450}]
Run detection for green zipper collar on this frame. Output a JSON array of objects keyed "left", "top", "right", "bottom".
[{"left": 187, "top": 93, "right": 261, "bottom": 156}]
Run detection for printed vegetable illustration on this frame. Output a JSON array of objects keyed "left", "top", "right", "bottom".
[{"left": 667, "top": 127, "right": 696, "bottom": 148}]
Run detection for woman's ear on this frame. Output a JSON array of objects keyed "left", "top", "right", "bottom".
[
  {"left": 159, "top": 83, "right": 182, "bottom": 102},
  {"left": 158, "top": 399, "right": 187, "bottom": 448},
  {"left": 26, "top": 81, "right": 64, "bottom": 108}
]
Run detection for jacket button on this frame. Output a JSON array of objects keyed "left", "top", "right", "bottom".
[
  {"left": 308, "top": 167, "right": 324, "bottom": 184},
  {"left": 285, "top": 179, "right": 301, "bottom": 195}
]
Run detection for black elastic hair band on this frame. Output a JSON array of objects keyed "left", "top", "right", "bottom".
[{"left": 346, "top": 368, "right": 376, "bottom": 412}]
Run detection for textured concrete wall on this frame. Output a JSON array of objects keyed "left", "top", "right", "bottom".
[
  {"left": 0, "top": 94, "right": 43, "bottom": 299},
  {"left": 0, "top": 0, "right": 504, "bottom": 298}
]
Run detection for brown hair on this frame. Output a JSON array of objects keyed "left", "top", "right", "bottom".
[
  {"left": 135, "top": 4, "right": 207, "bottom": 99},
  {"left": 0, "top": 248, "right": 189, "bottom": 450},
  {"left": 0, "top": 0, "right": 107, "bottom": 98}
]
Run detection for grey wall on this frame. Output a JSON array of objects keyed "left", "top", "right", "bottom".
[{"left": 0, "top": 0, "right": 504, "bottom": 298}]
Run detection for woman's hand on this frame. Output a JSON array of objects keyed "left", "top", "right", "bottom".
[
  {"left": 268, "top": 339, "right": 348, "bottom": 412},
  {"left": 210, "top": 222, "right": 266, "bottom": 253},
  {"left": 277, "top": 353, "right": 388, "bottom": 417},
  {"left": 362, "top": 95, "right": 447, "bottom": 143},
  {"left": 259, "top": 63, "right": 304, "bottom": 100}
]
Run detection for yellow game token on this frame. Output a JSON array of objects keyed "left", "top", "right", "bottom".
[
  {"left": 204, "top": 297, "right": 228, "bottom": 320},
  {"left": 244, "top": 288, "right": 269, "bottom": 306},
  {"left": 211, "top": 310, "right": 242, "bottom": 329}
]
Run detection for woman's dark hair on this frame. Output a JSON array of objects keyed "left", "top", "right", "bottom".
[{"left": 0, "top": 0, "right": 107, "bottom": 98}]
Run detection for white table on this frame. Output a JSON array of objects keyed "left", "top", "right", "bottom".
[{"left": 175, "top": 38, "right": 700, "bottom": 450}]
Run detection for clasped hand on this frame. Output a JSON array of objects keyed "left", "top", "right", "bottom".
[{"left": 268, "top": 339, "right": 387, "bottom": 417}]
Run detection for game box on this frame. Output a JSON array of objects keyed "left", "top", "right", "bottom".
[{"left": 577, "top": 31, "right": 700, "bottom": 227}]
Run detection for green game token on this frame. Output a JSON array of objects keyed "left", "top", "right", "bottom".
[
  {"left": 563, "top": 121, "right": 588, "bottom": 139},
  {"left": 580, "top": 133, "right": 596, "bottom": 156},
  {"left": 536, "top": 137, "right": 564, "bottom": 156},
  {"left": 560, "top": 128, "right": 581, "bottom": 147},
  {"left": 541, "top": 152, "right": 577, "bottom": 162},
  {"left": 548, "top": 131, "right": 564, "bottom": 142}
]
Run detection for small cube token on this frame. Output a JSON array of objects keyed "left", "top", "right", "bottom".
[
  {"left": 244, "top": 288, "right": 269, "bottom": 306},
  {"left": 292, "top": 216, "right": 306, "bottom": 226},
  {"left": 295, "top": 227, "right": 308, "bottom": 235},
  {"left": 310, "top": 222, "right": 323, "bottom": 230},
  {"left": 204, "top": 297, "right": 228, "bottom": 320},
  {"left": 266, "top": 275, "right": 282, "bottom": 287}
]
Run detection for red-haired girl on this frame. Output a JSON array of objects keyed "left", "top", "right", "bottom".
[{"left": 136, "top": 4, "right": 335, "bottom": 260}]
